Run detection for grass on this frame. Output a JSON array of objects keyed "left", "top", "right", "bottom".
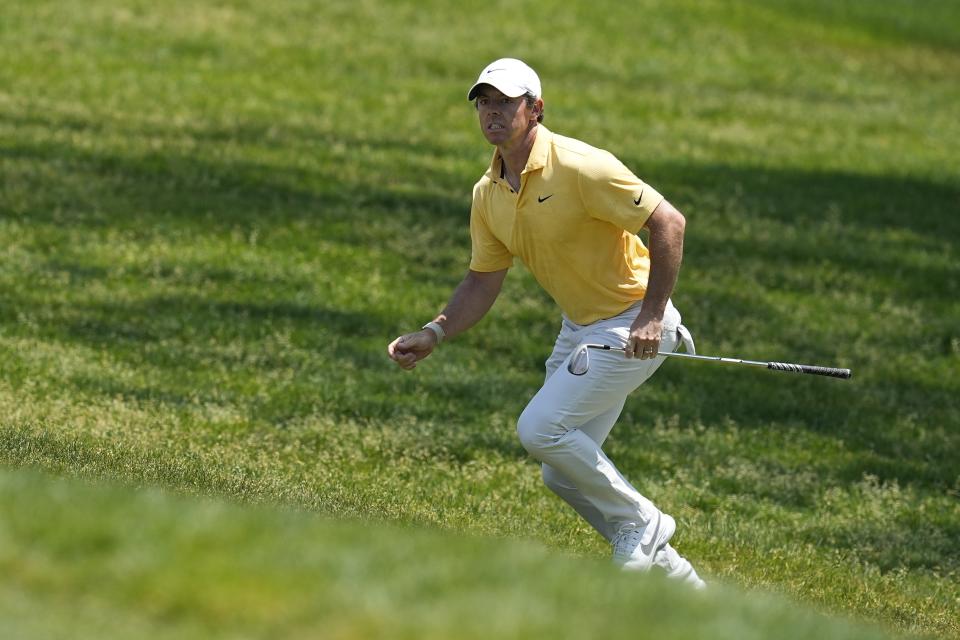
[
  {"left": 0, "top": 467, "right": 899, "bottom": 640},
  {"left": 1, "top": 0, "right": 958, "bottom": 637}
]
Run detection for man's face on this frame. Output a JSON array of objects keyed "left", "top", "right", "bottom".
[{"left": 475, "top": 86, "right": 538, "bottom": 146}]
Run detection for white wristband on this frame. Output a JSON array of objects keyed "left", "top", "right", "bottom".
[{"left": 422, "top": 321, "right": 445, "bottom": 344}]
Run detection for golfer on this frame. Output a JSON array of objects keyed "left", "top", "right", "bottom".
[{"left": 388, "top": 58, "right": 705, "bottom": 588}]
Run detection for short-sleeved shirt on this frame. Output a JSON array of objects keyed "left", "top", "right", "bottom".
[{"left": 469, "top": 125, "right": 664, "bottom": 325}]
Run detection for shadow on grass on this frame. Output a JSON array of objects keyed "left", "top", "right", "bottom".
[{"left": 1, "top": 109, "right": 470, "bottom": 234}]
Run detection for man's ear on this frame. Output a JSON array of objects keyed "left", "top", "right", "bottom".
[{"left": 532, "top": 98, "right": 544, "bottom": 120}]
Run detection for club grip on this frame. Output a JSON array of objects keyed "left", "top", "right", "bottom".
[{"left": 767, "top": 362, "right": 852, "bottom": 379}]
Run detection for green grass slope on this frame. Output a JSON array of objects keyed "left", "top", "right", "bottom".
[
  {"left": 0, "top": 468, "right": 897, "bottom": 640},
  {"left": 1, "top": 0, "right": 958, "bottom": 638}
]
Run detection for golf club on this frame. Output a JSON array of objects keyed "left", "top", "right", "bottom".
[{"left": 568, "top": 343, "right": 852, "bottom": 379}]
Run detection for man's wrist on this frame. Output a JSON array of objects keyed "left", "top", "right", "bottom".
[
  {"left": 422, "top": 321, "right": 446, "bottom": 344},
  {"left": 635, "top": 301, "right": 667, "bottom": 323}
]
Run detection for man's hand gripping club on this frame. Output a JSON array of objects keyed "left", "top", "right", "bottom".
[{"left": 626, "top": 311, "right": 663, "bottom": 360}]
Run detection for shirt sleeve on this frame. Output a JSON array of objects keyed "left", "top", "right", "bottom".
[
  {"left": 577, "top": 150, "right": 664, "bottom": 233},
  {"left": 468, "top": 183, "right": 513, "bottom": 272}
]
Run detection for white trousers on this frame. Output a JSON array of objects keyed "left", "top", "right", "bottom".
[{"left": 517, "top": 300, "right": 689, "bottom": 542}]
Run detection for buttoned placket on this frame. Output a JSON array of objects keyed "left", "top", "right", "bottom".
[
  {"left": 495, "top": 158, "right": 522, "bottom": 251},
  {"left": 491, "top": 134, "right": 548, "bottom": 257}
]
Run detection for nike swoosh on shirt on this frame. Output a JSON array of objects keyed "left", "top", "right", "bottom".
[
  {"left": 634, "top": 190, "right": 644, "bottom": 206},
  {"left": 538, "top": 194, "right": 554, "bottom": 203},
  {"left": 638, "top": 512, "right": 662, "bottom": 556}
]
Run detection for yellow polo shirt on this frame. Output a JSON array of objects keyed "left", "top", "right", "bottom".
[{"left": 469, "top": 125, "right": 664, "bottom": 325}]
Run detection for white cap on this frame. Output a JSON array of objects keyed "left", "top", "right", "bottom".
[{"left": 467, "top": 58, "right": 541, "bottom": 101}]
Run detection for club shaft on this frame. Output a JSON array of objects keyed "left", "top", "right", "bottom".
[
  {"left": 585, "top": 344, "right": 766, "bottom": 367},
  {"left": 582, "top": 344, "right": 851, "bottom": 379},
  {"left": 657, "top": 350, "right": 768, "bottom": 367}
]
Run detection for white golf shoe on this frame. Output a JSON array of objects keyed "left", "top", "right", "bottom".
[
  {"left": 611, "top": 511, "right": 675, "bottom": 572},
  {"left": 653, "top": 543, "right": 707, "bottom": 590}
]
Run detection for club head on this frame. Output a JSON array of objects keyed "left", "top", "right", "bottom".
[{"left": 567, "top": 344, "right": 591, "bottom": 376}]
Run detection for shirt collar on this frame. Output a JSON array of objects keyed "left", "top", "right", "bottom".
[
  {"left": 485, "top": 124, "right": 553, "bottom": 181},
  {"left": 523, "top": 124, "right": 552, "bottom": 173}
]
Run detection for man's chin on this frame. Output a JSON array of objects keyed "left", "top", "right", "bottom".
[{"left": 482, "top": 130, "right": 506, "bottom": 145}]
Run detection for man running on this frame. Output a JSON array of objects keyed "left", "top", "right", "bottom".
[{"left": 388, "top": 58, "right": 705, "bottom": 588}]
